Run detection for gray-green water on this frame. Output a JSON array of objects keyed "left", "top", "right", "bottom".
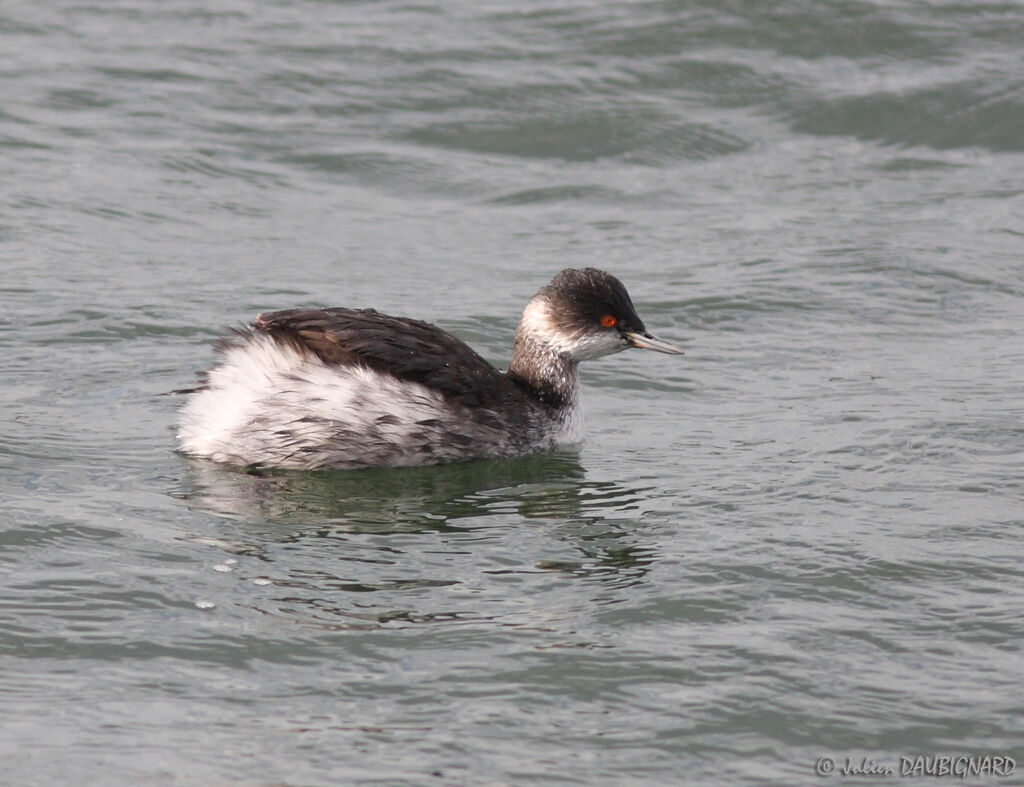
[{"left": 3, "top": 1, "right": 1023, "bottom": 784}]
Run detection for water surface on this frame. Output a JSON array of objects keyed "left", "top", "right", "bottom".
[{"left": 2, "top": 1, "right": 1023, "bottom": 784}]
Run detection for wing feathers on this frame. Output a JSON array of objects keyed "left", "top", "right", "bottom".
[{"left": 252, "top": 307, "right": 517, "bottom": 408}]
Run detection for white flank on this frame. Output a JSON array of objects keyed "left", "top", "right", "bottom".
[{"left": 177, "top": 334, "right": 451, "bottom": 467}]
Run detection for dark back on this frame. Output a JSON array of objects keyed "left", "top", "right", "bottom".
[{"left": 254, "top": 307, "right": 529, "bottom": 413}]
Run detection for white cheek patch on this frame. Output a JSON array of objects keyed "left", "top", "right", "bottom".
[
  {"left": 518, "top": 299, "right": 627, "bottom": 361},
  {"left": 518, "top": 300, "right": 564, "bottom": 349}
]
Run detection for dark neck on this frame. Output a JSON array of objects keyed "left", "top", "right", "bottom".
[{"left": 507, "top": 331, "right": 579, "bottom": 408}]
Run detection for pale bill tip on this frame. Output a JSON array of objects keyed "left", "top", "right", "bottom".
[{"left": 625, "top": 331, "right": 685, "bottom": 355}]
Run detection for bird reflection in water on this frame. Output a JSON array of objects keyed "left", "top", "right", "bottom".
[
  {"left": 177, "top": 449, "right": 588, "bottom": 533},
  {"left": 173, "top": 451, "right": 657, "bottom": 631}
]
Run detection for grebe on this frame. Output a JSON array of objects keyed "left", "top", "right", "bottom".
[{"left": 176, "top": 268, "right": 683, "bottom": 469}]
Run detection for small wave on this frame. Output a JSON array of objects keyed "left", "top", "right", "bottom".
[
  {"left": 789, "top": 81, "right": 1024, "bottom": 153},
  {"left": 405, "top": 111, "right": 747, "bottom": 164}
]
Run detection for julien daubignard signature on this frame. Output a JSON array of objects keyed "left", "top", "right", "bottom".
[{"left": 815, "top": 754, "right": 1016, "bottom": 779}]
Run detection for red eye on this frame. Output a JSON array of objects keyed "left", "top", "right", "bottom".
[{"left": 600, "top": 314, "right": 617, "bottom": 328}]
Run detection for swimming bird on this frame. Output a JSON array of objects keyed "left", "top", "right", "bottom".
[{"left": 176, "top": 268, "right": 683, "bottom": 469}]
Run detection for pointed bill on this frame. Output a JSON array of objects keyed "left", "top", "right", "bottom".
[{"left": 624, "top": 331, "right": 685, "bottom": 355}]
